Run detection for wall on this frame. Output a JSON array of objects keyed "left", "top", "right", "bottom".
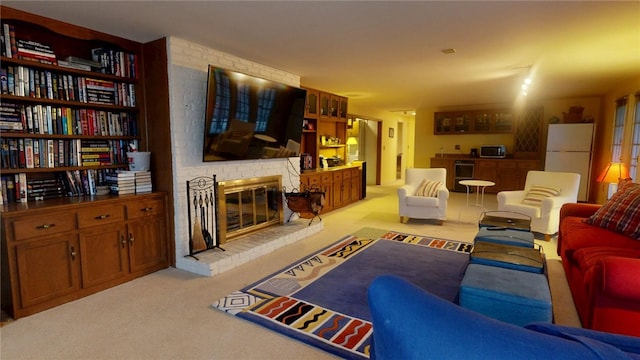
[
  {"left": 167, "top": 37, "right": 302, "bottom": 271},
  {"left": 594, "top": 77, "right": 640, "bottom": 203}
]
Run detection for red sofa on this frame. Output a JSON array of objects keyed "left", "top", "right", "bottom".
[{"left": 557, "top": 202, "right": 640, "bottom": 337}]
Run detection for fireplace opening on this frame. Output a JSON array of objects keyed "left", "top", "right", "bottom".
[{"left": 217, "top": 176, "right": 283, "bottom": 244}]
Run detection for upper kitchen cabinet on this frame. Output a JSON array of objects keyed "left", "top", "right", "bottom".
[{"left": 434, "top": 109, "right": 514, "bottom": 134}]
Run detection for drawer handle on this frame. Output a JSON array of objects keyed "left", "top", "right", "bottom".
[
  {"left": 129, "top": 234, "right": 134, "bottom": 245},
  {"left": 142, "top": 207, "right": 153, "bottom": 212},
  {"left": 70, "top": 246, "right": 76, "bottom": 260},
  {"left": 121, "top": 235, "right": 127, "bottom": 248},
  {"left": 95, "top": 214, "right": 110, "bottom": 220},
  {"left": 37, "top": 223, "right": 56, "bottom": 229}
]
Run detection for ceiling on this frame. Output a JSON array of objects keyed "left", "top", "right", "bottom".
[{"left": 4, "top": 1, "right": 640, "bottom": 116}]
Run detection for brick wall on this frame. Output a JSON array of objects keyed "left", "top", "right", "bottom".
[{"left": 167, "top": 37, "right": 303, "bottom": 270}]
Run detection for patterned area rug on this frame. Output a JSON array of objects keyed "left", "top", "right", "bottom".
[{"left": 212, "top": 227, "right": 472, "bottom": 359}]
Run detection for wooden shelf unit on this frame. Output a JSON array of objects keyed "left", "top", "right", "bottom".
[{"left": 0, "top": 6, "right": 172, "bottom": 320}]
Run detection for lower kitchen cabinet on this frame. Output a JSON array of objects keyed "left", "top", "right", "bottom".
[{"left": 1, "top": 192, "right": 170, "bottom": 319}]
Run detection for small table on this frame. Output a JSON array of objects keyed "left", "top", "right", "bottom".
[{"left": 459, "top": 180, "right": 495, "bottom": 207}]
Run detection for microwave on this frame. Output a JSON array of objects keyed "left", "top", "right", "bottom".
[{"left": 480, "top": 145, "right": 506, "bottom": 158}]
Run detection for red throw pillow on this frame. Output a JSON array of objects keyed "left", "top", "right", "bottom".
[{"left": 584, "top": 181, "right": 640, "bottom": 240}]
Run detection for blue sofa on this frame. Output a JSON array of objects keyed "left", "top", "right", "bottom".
[{"left": 368, "top": 275, "right": 640, "bottom": 360}]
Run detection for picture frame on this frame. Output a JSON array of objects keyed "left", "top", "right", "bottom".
[{"left": 389, "top": 127, "right": 394, "bottom": 138}]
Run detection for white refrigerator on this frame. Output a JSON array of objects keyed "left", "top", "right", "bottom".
[{"left": 544, "top": 123, "right": 594, "bottom": 202}]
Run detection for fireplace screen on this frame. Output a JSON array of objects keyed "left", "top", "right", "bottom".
[{"left": 217, "top": 176, "right": 283, "bottom": 244}]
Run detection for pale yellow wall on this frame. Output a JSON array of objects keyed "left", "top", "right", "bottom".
[{"left": 593, "top": 77, "right": 640, "bottom": 203}]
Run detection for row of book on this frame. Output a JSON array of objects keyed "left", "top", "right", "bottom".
[
  {"left": 2, "top": 23, "right": 138, "bottom": 79},
  {"left": 0, "top": 168, "right": 134, "bottom": 204},
  {"left": 1, "top": 103, "right": 137, "bottom": 136},
  {"left": 1, "top": 65, "right": 136, "bottom": 107},
  {"left": 0, "top": 138, "right": 137, "bottom": 169},
  {"left": 105, "top": 170, "right": 152, "bottom": 195}
]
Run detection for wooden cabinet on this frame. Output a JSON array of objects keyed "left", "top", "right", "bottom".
[
  {"left": 434, "top": 109, "right": 514, "bottom": 135},
  {"left": 15, "top": 233, "right": 81, "bottom": 309},
  {"left": 125, "top": 196, "right": 167, "bottom": 274},
  {"left": 430, "top": 158, "right": 542, "bottom": 193},
  {"left": 299, "top": 166, "right": 361, "bottom": 214},
  {"left": 0, "top": 6, "right": 147, "bottom": 201},
  {"left": 429, "top": 157, "right": 455, "bottom": 190},
  {"left": 301, "top": 87, "right": 348, "bottom": 169},
  {"left": 1, "top": 192, "right": 169, "bottom": 319}
]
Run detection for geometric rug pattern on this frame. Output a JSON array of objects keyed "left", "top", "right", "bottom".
[{"left": 212, "top": 228, "right": 473, "bottom": 359}]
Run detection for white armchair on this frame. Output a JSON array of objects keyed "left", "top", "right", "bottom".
[
  {"left": 398, "top": 168, "right": 449, "bottom": 224},
  {"left": 497, "top": 170, "right": 580, "bottom": 240}
]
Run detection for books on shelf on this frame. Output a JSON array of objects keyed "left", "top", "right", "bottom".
[{"left": 104, "top": 169, "right": 152, "bottom": 195}]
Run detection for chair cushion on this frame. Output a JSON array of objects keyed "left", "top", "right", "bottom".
[
  {"left": 406, "top": 195, "right": 439, "bottom": 207},
  {"left": 522, "top": 185, "right": 560, "bottom": 206},
  {"left": 415, "top": 179, "right": 441, "bottom": 197},
  {"left": 584, "top": 181, "right": 640, "bottom": 240}
]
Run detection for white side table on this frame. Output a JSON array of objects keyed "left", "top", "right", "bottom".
[{"left": 459, "top": 180, "right": 495, "bottom": 207}]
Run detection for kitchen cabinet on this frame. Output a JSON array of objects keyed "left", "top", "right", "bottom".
[
  {"left": 1, "top": 192, "right": 169, "bottom": 319},
  {"left": 434, "top": 109, "right": 514, "bottom": 134},
  {"left": 430, "top": 158, "right": 542, "bottom": 193}
]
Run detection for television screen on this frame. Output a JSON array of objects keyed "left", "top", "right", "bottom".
[{"left": 202, "top": 65, "right": 306, "bottom": 162}]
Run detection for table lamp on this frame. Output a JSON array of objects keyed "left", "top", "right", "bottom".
[{"left": 596, "top": 162, "right": 629, "bottom": 198}]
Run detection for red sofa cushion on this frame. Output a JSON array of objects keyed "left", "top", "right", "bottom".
[
  {"left": 559, "top": 217, "right": 640, "bottom": 262},
  {"left": 573, "top": 247, "right": 640, "bottom": 273},
  {"left": 584, "top": 181, "right": 640, "bottom": 240}
]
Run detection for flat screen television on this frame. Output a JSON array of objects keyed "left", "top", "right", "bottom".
[{"left": 202, "top": 65, "right": 306, "bottom": 162}]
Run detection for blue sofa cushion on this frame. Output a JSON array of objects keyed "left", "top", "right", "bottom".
[{"left": 368, "top": 275, "right": 640, "bottom": 360}]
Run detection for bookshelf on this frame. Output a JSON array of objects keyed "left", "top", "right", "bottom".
[
  {"left": 0, "top": 6, "right": 170, "bottom": 320},
  {"left": 0, "top": 5, "right": 146, "bottom": 202}
]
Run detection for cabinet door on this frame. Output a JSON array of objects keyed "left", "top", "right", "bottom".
[
  {"left": 496, "top": 161, "right": 518, "bottom": 192},
  {"left": 304, "top": 88, "right": 319, "bottom": 119},
  {"left": 338, "top": 96, "right": 348, "bottom": 121},
  {"left": 516, "top": 160, "right": 541, "bottom": 189},
  {"left": 332, "top": 171, "right": 344, "bottom": 207},
  {"left": 16, "top": 234, "right": 81, "bottom": 308},
  {"left": 350, "top": 169, "right": 361, "bottom": 200},
  {"left": 127, "top": 216, "right": 168, "bottom": 274},
  {"left": 434, "top": 112, "right": 452, "bottom": 134},
  {"left": 475, "top": 160, "right": 498, "bottom": 183},
  {"left": 79, "top": 224, "right": 129, "bottom": 289},
  {"left": 430, "top": 158, "right": 454, "bottom": 189},
  {"left": 320, "top": 173, "right": 333, "bottom": 211},
  {"left": 319, "top": 92, "right": 331, "bottom": 119}
]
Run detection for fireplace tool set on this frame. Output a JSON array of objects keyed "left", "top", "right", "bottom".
[{"left": 186, "top": 175, "right": 224, "bottom": 258}]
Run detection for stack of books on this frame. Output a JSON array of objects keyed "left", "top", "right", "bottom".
[
  {"left": 16, "top": 39, "right": 57, "bottom": 65},
  {"left": 27, "top": 177, "right": 65, "bottom": 201},
  {"left": 80, "top": 139, "right": 112, "bottom": 166},
  {"left": 134, "top": 170, "right": 152, "bottom": 194},
  {"left": 105, "top": 170, "right": 136, "bottom": 195}
]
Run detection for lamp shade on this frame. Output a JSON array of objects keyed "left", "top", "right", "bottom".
[
  {"left": 596, "top": 162, "right": 630, "bottom": 183},
  {"left": 346, "top": 137, "right": 358, "bottom": 145}
]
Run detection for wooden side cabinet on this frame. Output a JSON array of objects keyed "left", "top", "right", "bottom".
[
  {"left": 1, "top": 192, "right": 170, "bottom": 319},
  {"left": 299, "top": 165, "right": 361, "bottom": 215}
]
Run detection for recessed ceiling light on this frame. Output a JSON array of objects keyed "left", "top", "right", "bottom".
[{"left": 442, "top": 48, "right": 456, "bottom": 54}]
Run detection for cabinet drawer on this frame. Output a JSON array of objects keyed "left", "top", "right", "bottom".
[
  {"left": 321, "top": 173, "right": 332, "bottom": 184},
  {"left": 77, "top": 204, "right": 125, "bottom": 229},
  {"left": 332, "top": 171, "right": 343, "bottom": 182},
  {"left": 126, "top": 198, "right": 165, "bottom": 220},
  {"left": 351, "top": 169, "right": 361, "bottom": 177},
  {"left": 342, "top": 169, "right": 352, "bottom": 179},
  {"left": 12, "top": 213, "right": 76, "bottom": 241}
]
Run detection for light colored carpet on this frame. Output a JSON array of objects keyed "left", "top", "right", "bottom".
[{"left": 0, "top": 184, "right": 579, "bottom": 360}]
